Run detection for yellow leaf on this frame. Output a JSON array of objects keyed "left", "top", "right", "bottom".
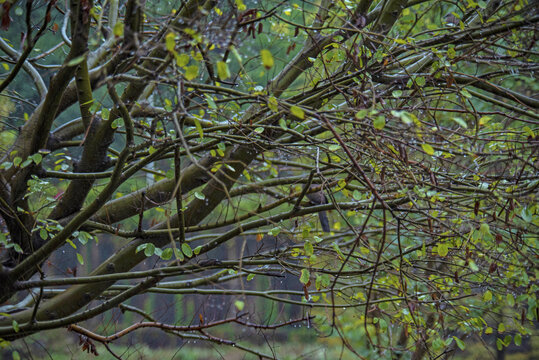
[
  {"left": 191, "top": 51, "right": 203, "bottom": 61},
  {"left": 479, "top": 116, "right": 491, "bottom": 126},
  {"left": 184, "top": 65, "right": 198, "bottom": 80},
  {"left": 261, "top": 49, "right": 274, "bottom": 69},
  {"left": 267, "top": 96, "right": 278, "bottom": 112},
  {"left": 373, "top": 116, "right": 385, "bottom": 130},
  {"left": 290, "top": 105, "right": 304, "bottom": 119},
  {"left": 235, "top": 0, "right": 246, "bottom": 11},
  {"left": 217, "top": 61, "right": 230, "bottom": 81},
  {"left": 113, "top": 22, "right": 124, "bottom": 37},
  {"left": 421, "top": 143, "right": 435, "bottom": 155},
  {"left": 175, "top": 53, "right": 189, "bottom": 67},
  {"left": 165, "top": 32, "right": 176, "bottom": 52}
]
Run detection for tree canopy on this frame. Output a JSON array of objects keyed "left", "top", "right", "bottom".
[{"left": 0, "top": 0, "right": 537, "bottom": 358}]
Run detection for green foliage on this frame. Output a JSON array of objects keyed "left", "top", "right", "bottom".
[{"left": 0, "top": 0, "right": 537, "bottom": 358}]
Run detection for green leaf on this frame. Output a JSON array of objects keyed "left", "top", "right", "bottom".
[
  {"left": 279, "top": 118, "right": 287, "bottom": 130},
  {"left": 373, "top": 116, "right": 385, "bottom": 130},
  {"left": 204, "top": 94, "right": 217, "bottom": 109},
  {"left": 231, "top": 46, "right": 243, "bottom": 64},
  {"left": 392, "top": 90, "right": 402, "bottom": 98},
  {"left": 161, "top": 248, "right": 173, "bottom": 260},
  {"left": 451, "top": 117, "right": 468, "bottom": 128},
  {"left": 12, "top": 350, "right": 20, "bottom": 360},
  {"left": 39, "top": 228, "right": 48, "bottom": 240},
  {"left": 77, "top": 231, "right": 92, "bottom": 245},
  {"left": 432, "top": 338, "right": 444, "bottom": 351},
  {"left": 164, "top": 98, "right": 173, "bottom": 112},
  {"left": 304, "top": 241, "right": 314, "bottom": 256},
  {"left": 193, "top": 117, "right": 204, "bottom": 139},
  {"left": 437, "top": 243, "right": 448, "bottom": 257},
  {"left": 507, "top": 294, "right": 515, "bottom": 307},
  {"left": 261, "top": 49, "right": 274, "bottom": 69},
  {"left": 514, "top": 333, "right": 522, "bottom": 346},
  {"left": 20, "top": 159, "right": 32, "bottom": 168},
  {"left": 290, "top": 105, "right": 305, "bottom": 119},
  {"left": 415, "top": 76, "right": 426, "bottom": 86},
  {"left": 76, "top": 253, "right": 84, "bottom": 265},
  {"left": 181, "top": 243, "right": 193, "bottom": 258},
  {"left": 328, "top": 144, "right": 340, "bottom": 151},
  {"left": 247, "top": 273, "right": 255, "bottom": 281},
  {"left": 193, "top": 246, "right": 202, "bottom": 255},
  {"left": 522, "top": 126, "right": 535, "bottom": 138},
  {"left": 300, "top": 269, "right": 310, "bottom": 284},
  {"left": 144, "top": 243, "right": 155, "bottom": 257},
  {"left": 461, "top": 88, "right": 472, "bottom": 98},
  {"left": 12, "top": 244, "right": 22, "bottom": 253},
  {"left": 453, "top": 336, "right": 465, "bottom": 350},
  {"left": 498, "top": 323, "right": 505, "bottom": 333},
  {"left": 12, "top": 320, "right": 19, "bottom": 333},
  {"left": 194, "top": 191, "right": 205, "bottom": 200},
  {"left": 217, "top": 61, "right": 231, "bottom": 81},
  {"left": 67, "top": 55, "right": 86, "bottom": 67},
  {"left": 101, "top": 107, "right": 110, "bottom": 120},
  {"left": 136, "top": 243, "right": 147, "bottom": 253},
  {"left": 479, "top": 222, "right": 493, "bottom": 240},
  {"left": 174, "top": 248, "right": 184, "bottom": 262},
  {"left": 422, "top": 143, "right": 435, "bottom": 155},
  {"left": 234, "top": 300, "right": 245, "bottom": 311},
  {"left": 355, "top": 109, "right": 368, "bottom": 119},
  {"left": 31, "top": 153, "right": 42, "bottom": 164},
  {"left": 254, "top": 127, "right": 264, "bottom": 133},
  {"left": 66, "top": 239, "right": 77, "bottom": 249},
  {"left": 483, "top": 290, "right": 492, "bottom": 302},
  {"left": 111, "top": 118, "right": 123, "bottom": 129}
]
